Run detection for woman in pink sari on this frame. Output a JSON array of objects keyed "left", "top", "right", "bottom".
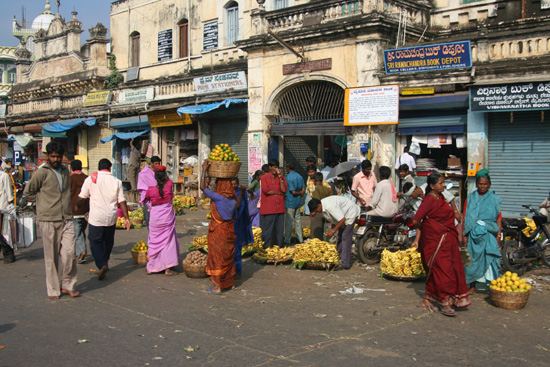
[{"left": 143, "top": 166, "right": 179, "bottom": 275}]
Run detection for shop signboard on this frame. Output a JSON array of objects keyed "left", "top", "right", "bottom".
[
  {"left": 283, "top": 58, "right": 332, "bottom": 75},
  {"left": 119, "top": 88, "right": 154, "bottom": 103},
  {"left": 194, "top": 71, "right": 247, "bottom": 95},
  {"left": 158, "top": 29, "right": 173, "bottom": 62},
  {"left": 543, "top": 0, "right": 550, "bottom": 9},
  {"left": 384, "top": 41, "right": 472, "bottom": 74},
  {"left": 344, "top": 85, "right": 399, "bottom": 126},
  {"left": 248, "top": 146, "right": 262, "bottom": 175},
  {"left": 148, "top": 109, "right": 192, "bottom": 128},
  {"left": 84, "top": 91, "right": 112, "bottom": 107},
  {"left": 14, "top": 150, "right": 21, "bottom": 166},
  {"left": 470, "top": 81, "right": 550, "bottom": 112},
  {"left": 401, "top": 87, "right": 434, "bottom": 96},
  {"left": 203, "top": 20, "right": 218, "bottom": 50}
]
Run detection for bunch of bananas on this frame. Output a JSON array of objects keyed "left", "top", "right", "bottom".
[
  {"left": 175, "top": 195, "right": 196, "bottom": 207},
  {"left": 199, "top": 198, "right": 211, "bottom": 204},
  {"left": 242, "top": 227, "right": 264, "bottom": 252},
  {"left": 380, "top": 248, "right": 425, "bottom": 276},
  {"left": 302, "top": 226, "right": 311, "bottom": 238},
  {"left": 129, "top": 208, "right": 144, "bottom": 220},
  {"left": 188, "top": 234, "right": 208, "bottom": 252},
  {"left": 116, "top": 217, "right": 127, "bottom": 228},
  {"left": 132, "top": 240, "right": 148, "bottom": 253},
  {"left": 293, "top": 239, "right": 340, "bottom": 263},
  {"left": 256, "top": 246, "right": 294, "bottom": 260},
  {"left": 206, "top": 212, "right": 211, "bottom": 219}
]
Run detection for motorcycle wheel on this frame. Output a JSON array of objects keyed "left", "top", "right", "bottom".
[
  {"left": 358, "top": 233, "right": 384, "bottom": 265},
  {"left": 501, "top": 239, "right": 527, "bottom": 276},
  {"left": 540, "top": 240, "right": 550, "bottom": 268}
]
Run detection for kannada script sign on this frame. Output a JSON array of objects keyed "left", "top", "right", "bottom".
[
  {"left": 282, "top": 58, "right": 332, "bottom": 75},
  {"left": 344, "top": 85, "right": 399, "bottom": 126},
  {"left": 384, "top": 41, "right": 472, "bottom": 74},
  {"left": 470, "top": 81, "right": 550, "bottom": 112},
  {"left": 194, "top": 71, "right": 247, "bottom": 95}
]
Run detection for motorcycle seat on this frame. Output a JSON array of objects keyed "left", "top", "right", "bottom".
[
  {"left": 502, "top": 218, "right": 527, "bottom": 230},
  {"left": 367, "top": 215, "right": 394, "bottom": 224}
]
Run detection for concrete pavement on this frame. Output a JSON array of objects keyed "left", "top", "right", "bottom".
[{"left": 1, "top": 208, "right": 550, "bottom": 366}]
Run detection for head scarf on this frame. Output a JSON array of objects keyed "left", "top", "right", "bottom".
[
  {"left": 475, "top": 168, "right": 490, "bottom": 178},
  {"left": 216, "top": 179, "right": 236, "bottom": 199},
  {"left": 153, "top": 165, "right": 166, "bottom": 172}
]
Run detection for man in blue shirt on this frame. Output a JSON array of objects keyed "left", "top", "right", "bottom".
[{"left": 284, "top": 162, "right": 305, "bottom": 246}]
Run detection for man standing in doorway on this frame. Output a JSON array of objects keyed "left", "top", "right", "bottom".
[
  {"left": 78, "top": 159, "right": 130, "bottom": 280},
  {"left": 24, "top": 142, "right": 79, "bottom": 299},
  {"left": 260, "top": 159, "right": 287, "bottom": 248},
  {"left": 137, "top": 155, "right": 161, "bottom": 226},
  {"left": 0, "top": 161, "right": 15, "bottom": 263},
  {"left": 70, "top": 160, "right": 89, "bottom": 264},
  {"left": 395, "top": 146, "right": 416, "bottom": 188},
  {"left": 128, "top": 138, "right": 141, "bottom": 191},
  {"left": 351, "top": 160, "right": 377, "bottom": 211},
  {"left": 283, "top": 162, "right": 305, "bottom": 246}
]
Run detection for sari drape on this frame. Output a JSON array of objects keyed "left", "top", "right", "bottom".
[
  {"left": 414, "top": 194, "right": 471, "bottom": 308},
  {"left": 234, "top": 188, "right": 253, "bottom": 275},
  {"left": 463, "top": 190, "right": 501, "bottom": 284}
]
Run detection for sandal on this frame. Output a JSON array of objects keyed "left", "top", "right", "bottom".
[
  {"left": 165, "top": 269, "right": 178, "bottom": 276},
  {"left": 207, "top": 288, "right": 222, "bottom": 295},
  {"left": 440, "top": 308, "right": 456, "bottom": 317}
]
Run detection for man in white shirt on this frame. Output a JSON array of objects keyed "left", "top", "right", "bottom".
[
  {"left": 0, "top": 161, "right": 15, "bottom": 263},
  {"left": 308, "top": 196, "right": 360, "bottom": 269},
  {"left": 367, "top": 166, "right": 398, "bottom": 218},
  {"left": 77, "top": 159, "right": 130, "bottom": 280},
  {"left": 395, "top": 146, "right": 416, "bottom": 176}
]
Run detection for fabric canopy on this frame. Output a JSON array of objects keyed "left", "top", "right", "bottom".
[
  {"left": 101, "top": 129, "right": 149, "bottom": 144},
  {"left": 42, "top": 118, "right": 97, "bottom": 133},
  {"left": 177, "top": 98, "right": 248, "bottom": 116},
  {"left": 7, "top": 135, "right": 33, "bottom": 147}
]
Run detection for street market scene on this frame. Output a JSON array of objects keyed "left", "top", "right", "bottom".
[{"left": 1, "top": 0, "right": 550, "bottom": 366}]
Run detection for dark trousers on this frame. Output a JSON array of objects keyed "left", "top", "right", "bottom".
[
  {"left": 88, "top": 224, "right": 116, "bottom": 269},
  {"left": 337, "top": 223, "right": 355, "bottom": 268},
  {"left": 311, "top": 214, "right": 325, "bottom": 240},
  {"left": 143, "top": 204, "right": 150, "bottom": 227},
  {"left": 1, "top": 235, "right": 14, "bottom": 261},
  {"left": 260, "top": 213, "right": 284, "bottom": 248}
]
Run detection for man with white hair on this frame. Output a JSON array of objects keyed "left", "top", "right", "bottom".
[{"left": 0, "top": 161, "right": 15, "bottom": 263}]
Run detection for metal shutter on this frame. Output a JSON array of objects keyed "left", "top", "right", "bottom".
[
  {"left": 210, "top": 119, "right": 248, "bottom": 184},
  {"left": 283, "top": 136, "right": 318, "bottom": 179},
  {"left": 488, "top": 111, "right": 550, "bottom": 217}
]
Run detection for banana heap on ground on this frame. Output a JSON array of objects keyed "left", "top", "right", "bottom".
[
  {"left": 183, "top": 250, "right": 207, "bottom": 266},
  {"left": 188, "top": 234, "right": 208, "bottom": 252},
  {"left": 129, "top": 208, "right": 144, "bottom": 220},
  {"left": 242, "top": 227, "right": 264, "bottom": 252},
  {"left": 256, "top": 245, "right": 294, "bottom": 260},
  {"left": 380, "top": 248, "right": 425, "bottom": 276},
  {"left": 302, "top": 226, "right": 311, "bottom": 239},
  {"left": 293, "top": 239, "right": 340, "bottom": 263},
  {"left": 199, "top": 198, "right": 211, "bottom": 204},
  {"left": 173, "top": 195, "right": 196, "bottom": 214},
  {"left": 132, "top": 240, "right": 148, "bottom": 253},
  {"left": 116, "top": 217, "right": 126, "bottom": 228}
]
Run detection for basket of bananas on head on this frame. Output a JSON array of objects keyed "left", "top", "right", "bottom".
[
  {"left": 292, "top": 239, "right": 341, "bottom": 270},
  {"left": 187, "top": 234, "right": 208, "bottom": 253},
  {"left": 380, "top": 248, "right": 426, "bottom": 280},
  {"left": 253, "top": 245, "right": 294, "bottom": 265},
  {"left": 241, "top": 227, "right": 263, "bottom": 257}
]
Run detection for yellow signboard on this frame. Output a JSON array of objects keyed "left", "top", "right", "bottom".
[
  {"left": 84, "top": 91, "right": 112, "bottom": 107},
  {"left": 148, "top": 109, "right": 192, "bottom": 128},
  {"left": 401, "top": 87, "right": 435, "bottom": 96}
]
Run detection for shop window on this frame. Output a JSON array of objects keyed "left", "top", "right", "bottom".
[
  {"left": 226, "top": 2, "right": 239, "bottom": 46},
  {"left": 178, "top": 20, "right": 189, "bottom": 58},
  {"left": 130, "top": 32, "right": 140, "bottom": 67},
  {"left": 274, "top": 0, "right": 288, "bottom": 9}
]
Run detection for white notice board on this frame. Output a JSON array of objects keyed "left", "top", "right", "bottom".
[{"left": 344, "top": 85, "right": 399, "bottom": 125}]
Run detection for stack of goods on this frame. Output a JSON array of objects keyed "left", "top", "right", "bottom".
[
  {"left": 292, "top": 239, "right": 341, "bottom": 270},
  {"left": 380, "top": 248, "right": 425, "bottom": 278},
  {"left": 129, "top": 208, "right": 144, "bottom": 228},
  {"left": 253, "top": 246, "right": 294, "bottom": 265},
  {"left": 182, "top": 250, "right": 208, "bottom": 278},
  {"left": 241, "top": 227, "right": 264, "bottom": 255},
  {"left": 415, "top": 158, "right": 437, "bottom": 175},
  {"left": 302, "top": 226, "right": 311, "bottom": 239},
  {"left": 130, "top": 240, "right": 148, "bottom": 264},
  {"left": 188, "top": 235, "right": 208, "bottom": 252},
  {"left": 490, "top": 271, "right": 532, "bottom": 310}
]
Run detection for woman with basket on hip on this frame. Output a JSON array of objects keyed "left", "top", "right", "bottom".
[{"left": 200, "top": 160, "right": 238, "bottom": 294}]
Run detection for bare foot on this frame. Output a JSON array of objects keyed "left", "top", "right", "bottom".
[
  {"left": 61, "top": 289, "right": 80, "bottom": 297},
  {"left": 48, "top": 296, "right": 60, "bottom": 300},
  {"left": 165, "top": 269, "right": 178, "bottom": 276}
]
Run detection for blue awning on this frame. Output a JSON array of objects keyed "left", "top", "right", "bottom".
[
  {"left": 42, "top": 118, "right": 97, "bottom": 133},
  {"left": 110, "top": 116, "right": 149, "bottom": 129},
  {"left": 177, "top": 98, "right": 248, "bottom": 116},
  {"left": 101, "top": 129, "right": 150, "bottom": 144}
]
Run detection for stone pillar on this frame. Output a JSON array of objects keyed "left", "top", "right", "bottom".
[{"left": 86, "top": 23, "right": 109, "bottom": 69}]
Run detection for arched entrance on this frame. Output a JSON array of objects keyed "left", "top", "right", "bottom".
[{"left": 270, "top": 80, "right": 346, "bottom": 177}]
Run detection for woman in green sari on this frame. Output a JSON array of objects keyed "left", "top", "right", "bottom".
[{"left": 462, "top": 169, "right": 502, "bottom": 293}]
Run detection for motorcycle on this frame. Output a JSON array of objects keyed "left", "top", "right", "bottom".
[
  {"left": 355, "top": 199, "right": 417, "bottom": 264},
  {"left": 501, "top": 204, "right": 550, "bottom": 276}
]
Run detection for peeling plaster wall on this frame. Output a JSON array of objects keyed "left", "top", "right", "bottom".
[
  {"left": 350, "top": 125, "right": 396, "bottom": 173},
  {"left": 466, "top": 110, "right": 488, "bottom": 193}
]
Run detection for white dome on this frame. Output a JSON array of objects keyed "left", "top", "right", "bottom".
[{"left": 32, "top": 13, "right": 55, "bottom": 30}]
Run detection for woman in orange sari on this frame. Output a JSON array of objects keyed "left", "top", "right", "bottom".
[
  {"left": 412, "top": 173, "right": 470, "bottom": 317},
  {"left": 200, "top": 160, "right": 237, "bottom": 294}
]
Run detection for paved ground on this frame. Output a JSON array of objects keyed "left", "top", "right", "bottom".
[{"left": 1, "top": 208, "right": 550, "bottom": 366}]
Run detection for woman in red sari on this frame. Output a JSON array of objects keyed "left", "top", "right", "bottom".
[
  {"left": 200, "top": 160, "right": 237, "bottom": 294},
  {"left": 412, "top": 173, "right": 470, "bottom": 317}
]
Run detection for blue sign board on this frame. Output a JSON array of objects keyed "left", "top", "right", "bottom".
[
  {"left": 384, "top": 41, "right": 472, "bottom": 74},
  {"left": 14, "top": 150, "right": 22, "bottom": 166}
]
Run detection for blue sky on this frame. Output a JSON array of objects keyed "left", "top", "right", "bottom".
[{"left": 0, "top": 0, "right": 111, "bottom": 47}]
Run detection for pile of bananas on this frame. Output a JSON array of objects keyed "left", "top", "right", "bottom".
[
  {"left": 256, "top": 245, "right": 294, "bottom": 260},
  {"left": 199, "top": 198, "right": 211, "bottom": 205},
  {"left": 176, "top": 195, "right": 196, "bottom": 207},
  {"left": 132, "top": 240, "right": 148, "bottom": 253},
  {"left": 129, "top": 208, "right": 144, "bottom": 220},
  {"left": 116, "top": 217, "right": 127, "bottom": 228},
  {"left": 293, "top": 239, "right": 340, "bottom": 263},
  {"left": 188, "top": 234, "right": 208, "bottom": 252},
  {"left": 302, "top": 226, "right": 311, "bottom": 239},
  {"left": 242, "top": 227, "right": 264, "bottom": 252},
  {"left": 380, "top": 248, "right": 425, "bottom": 277}
]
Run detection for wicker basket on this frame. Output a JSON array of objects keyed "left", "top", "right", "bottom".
[
  {"left": 201, "top": 203, "right": 211, "bottom": 210},
  {"left": 304, "top": 262, "right": 340, "bottom": 271},
  {"left": 208, "top": 160, "right": 242, "bottom": 178},
  {"left": 131, "top": 250, "right": 148, "bottom": 265},
  {"left": 130, "top": 219, "right": 144, "bottom": 227},
  {"left": 489, "top": 288, "right": 530, "bottom": 310},
  {"left": 182, "top": 262, "right": 208, "bottom": 278}
]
